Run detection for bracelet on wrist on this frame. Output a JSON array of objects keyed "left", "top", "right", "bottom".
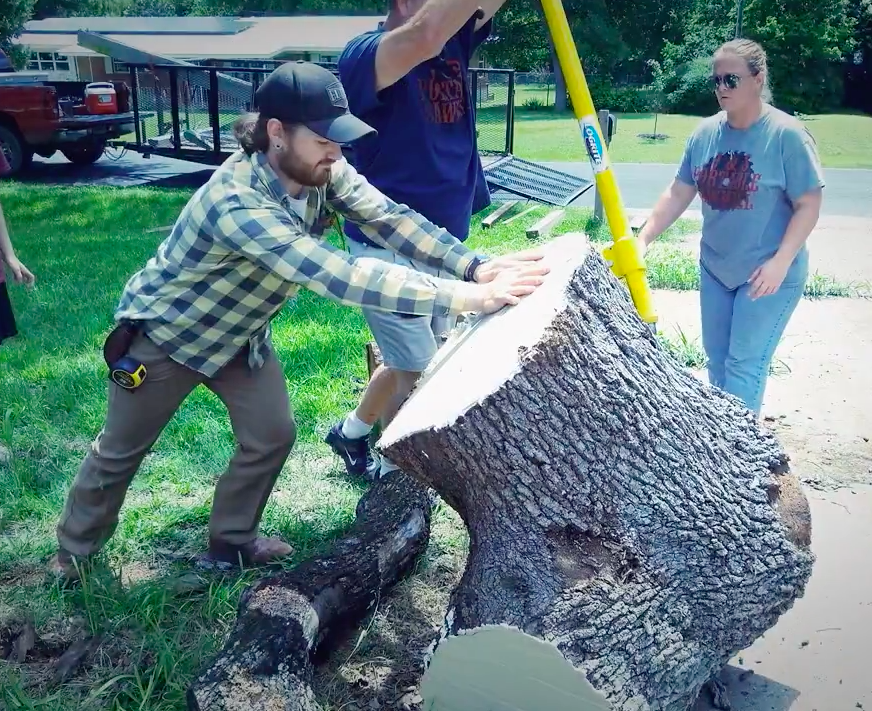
[{"left": 463, "top": 255, "right": 488, "bottom": 282}]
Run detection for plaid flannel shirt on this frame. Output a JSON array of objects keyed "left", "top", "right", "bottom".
[{"left": 115, "top": 150, "right": 481, "bottom": 377}]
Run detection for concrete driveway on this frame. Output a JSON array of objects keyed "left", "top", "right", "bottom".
[
  {"left": 21, "top": 148, "right": 215, "bottom": 190},
  {"left": 694, "top": 485, "right": 872, "bottom": 711},
  {"left": 546, "top": 161, "right": 872, "bottom": 218},
  {"left": 17, "top": 153, "right": 872, "bottom": 218}
]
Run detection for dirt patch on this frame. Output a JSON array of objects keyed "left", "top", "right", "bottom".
[
  {"left": 694, "top": 486, "right": 872, "bottom": 711},
  {"left": 654, "top": 289, "right": 872, "bottom": 490},
  {"left": 0, "top": 616, "right": 99, "bottom": 692}
]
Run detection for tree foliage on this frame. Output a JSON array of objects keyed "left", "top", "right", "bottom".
[
  {"left": 656, "top": 0, "right": 857, "bottom": 114},
  {"left": 0, "top": 0, "right": 35, "bottom": 55},
  {"left": 3, "top": 0, "right": 869, "bottom": 113},
  {"left": 744, "top": 0, "right": 856, "bottom": 112}
]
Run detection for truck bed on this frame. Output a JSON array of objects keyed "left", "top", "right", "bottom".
[
  {"left": 0, "top": 72, "right": 50, "bottom": 86},
  {"left": 59, "top": 112, "right": 136, "bottom": 129}
]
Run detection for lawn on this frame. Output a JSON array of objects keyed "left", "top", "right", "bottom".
[
  {"left": 0, "top": 182, "right": 851, "bottom": 709},
  {"left": 469, "top": 85, "right": 872, "bottom": 168},
  {"left": 510, "top": 109, "right": 872, "bottom": 168}
]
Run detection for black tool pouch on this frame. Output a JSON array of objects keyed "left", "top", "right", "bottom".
[{"left": 103, "top": 321, "right": 142, "bottom": 367}]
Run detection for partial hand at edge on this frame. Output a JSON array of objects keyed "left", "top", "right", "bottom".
[{"left": 6, "top": 257, "right": 35, "bottom": 286}]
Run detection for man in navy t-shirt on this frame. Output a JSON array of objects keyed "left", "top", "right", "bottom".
[{"left": 326, "top": 0, "right": 507, "bottom": 481}]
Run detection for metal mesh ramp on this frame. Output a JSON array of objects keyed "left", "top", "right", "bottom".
[{"left": 483, "top": 155, "right": 593, "bottom": 206}]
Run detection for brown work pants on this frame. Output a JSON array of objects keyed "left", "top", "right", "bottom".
[{"left": 56, "top": 331, "right": 296, "bottom": 558}]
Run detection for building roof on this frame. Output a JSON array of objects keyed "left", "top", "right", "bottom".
[
  {"left": 24, "top": 16, "right": 252, "bottom": 35},
  {"left": 17, "top": 15, "right": 385, "bottom": 60}
]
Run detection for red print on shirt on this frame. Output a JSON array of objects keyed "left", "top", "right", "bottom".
[
  {"left": 418, "top": 59, "right": 466, "bottom": 125},
  {"left": 694, "top": 151, "right": 761, "bottom": 211}
]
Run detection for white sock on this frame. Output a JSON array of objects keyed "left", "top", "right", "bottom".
[
  {"left": 342, "top": 411, "right": 372, "bottom": 439},
  {"left": 380, "top": 457, "right": 400, "bottom": 476}
]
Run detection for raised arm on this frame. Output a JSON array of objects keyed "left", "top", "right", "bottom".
[
  {"left": 326, "top": 159, "right": 482, "bottom": 281},
  {"left": 360, "top": 0, "right": 506, "bottom": 92}
]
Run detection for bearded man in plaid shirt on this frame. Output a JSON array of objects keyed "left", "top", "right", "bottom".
[{"left": 49, "top": 62, "right": 548, "bottom": 579}]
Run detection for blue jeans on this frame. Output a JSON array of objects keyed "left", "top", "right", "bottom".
[{"left": 699, "top": 258, "right": 806, "bottom": 415}]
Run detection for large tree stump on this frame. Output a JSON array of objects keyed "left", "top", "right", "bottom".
[{"left": 377, "top": 231, "right": 815, "bottom": 711}]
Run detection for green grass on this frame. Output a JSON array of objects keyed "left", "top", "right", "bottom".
[
  {"left": 642, "top": 243, "right": 869, "bottom": 297},
  {"left": 0, "top": 183, "right": 857, "bottom": 709},
  {"left": 475, "top": 87, "right": 872, "bottom": 168},
  {"left": 511, "top": 110, "right": 872, "bottom": 168},
  {"left": 125, "top": 86, "right": 872, "bottom": 168}
]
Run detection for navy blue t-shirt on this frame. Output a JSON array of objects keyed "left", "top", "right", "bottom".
[{"left": 338, "top": 16, "right": 492, "bottom": 247}]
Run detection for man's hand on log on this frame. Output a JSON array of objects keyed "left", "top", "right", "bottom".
[
  {"left": 472, "top": 248, "right": 549, "bottom": 284},
  {"left": 464, "top": 266, "right": 548, "bottom": 314}
]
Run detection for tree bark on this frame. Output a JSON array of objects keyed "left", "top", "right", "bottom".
[
  {"left": 378, "top": 231, "right": 815, "bottom": 711},
  {"left": 548, "top": 33, "right": 568, "bottom": 112},
  {"left": 187, "top": 364, "right": 435, "bottom": 711}
]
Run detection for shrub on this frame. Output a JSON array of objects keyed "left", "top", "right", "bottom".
[
  {"left": 522, "top": 97, "right": 550, "bottom": 111},
  {"left": 660, "top": 56, "right": 720, "bottom": 116},
  {"left": 564, "top": 84, "right": 661, "bottom": 113}
]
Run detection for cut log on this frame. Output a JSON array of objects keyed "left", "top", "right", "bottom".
[
  {"left": 526, "top": 208, "right": 566, "bottom": 240},
  {"left": 186, "top": 470, "right": 433, "bottom": 711},
  {"left": 503, "top": 204, "right": 539, "bottom": 225},
  {"left": 187, "top": 346, "right": 437, "bottom": 711},
  {"left": 364, "top": 341, "right": 383, "bottom": 381},
  {"left": 481, "top": 199, "right": 520, "bottom": 228},
  {"left": 379, "top": 230, "right": 815, "bottom": 711}
]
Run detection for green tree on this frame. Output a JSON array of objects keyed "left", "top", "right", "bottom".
[
  {"left": 658, "top": 0, "right": 856, "bottom": 113},
  {"left": 0, "top": 0, "right": 34, "bottom": 68},
  {"left": 477, "top": 3, "right": 550, "bottom": 72},
  {"left": 32, "top": 0, "right": 83, "bottom": 19},
  {"left": 188, "top": 0, "right": 383, "bottom": 15},
  {"left": 743, "top": 0, "right": 856, "bottom": 111}
]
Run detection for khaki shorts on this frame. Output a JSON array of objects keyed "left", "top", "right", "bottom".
[{"left": 347, "top": 239, "right": 457, "bottom": 373}]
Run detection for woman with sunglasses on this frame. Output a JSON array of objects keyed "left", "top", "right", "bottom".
[{"left": 637, "top": 39, "right": 825, "bottom": 416}]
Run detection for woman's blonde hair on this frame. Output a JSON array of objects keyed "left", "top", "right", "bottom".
[{"left": 715, "top": 39, "right": 773, "bottom": 103}]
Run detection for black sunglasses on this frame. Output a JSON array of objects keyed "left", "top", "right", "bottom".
[{"left": 711, "top": 73, "right": 744, "bottom": 90}]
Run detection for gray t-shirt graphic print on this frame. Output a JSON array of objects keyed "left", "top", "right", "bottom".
[{"left": 676, "top": 104, "right": 826, "bottom": 290}]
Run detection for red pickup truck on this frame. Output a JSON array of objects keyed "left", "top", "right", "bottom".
[{"left": 0, "top": 48, "right": 136, "bottom": 177}]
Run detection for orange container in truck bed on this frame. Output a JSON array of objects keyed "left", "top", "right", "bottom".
[{"left": 84, "top": 82, "right": 117, "bottom": 115}]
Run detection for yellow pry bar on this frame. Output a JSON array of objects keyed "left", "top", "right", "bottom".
[{"left": 539, "top": 0, "right": 658, "bottom": 328}]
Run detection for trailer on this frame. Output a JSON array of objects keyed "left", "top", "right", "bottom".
[{"left": 90, "top": 39, "right": 591, "bottom": 208}]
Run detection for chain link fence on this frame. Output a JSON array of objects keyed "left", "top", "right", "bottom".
[
  {"left": 129, "top": 65, "right": 254, "bottom": 152},
  {"left": 514, "top": 71, "right": 563, "bottom": 111},
  {"left": 469, "top": 68, "right": 514, "bottom": 155}
]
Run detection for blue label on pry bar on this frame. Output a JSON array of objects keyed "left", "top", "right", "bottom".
[{"left": 579, "top": 117, "right": 608, "bottom": 173}]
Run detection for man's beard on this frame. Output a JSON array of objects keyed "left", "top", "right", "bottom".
[{"left": 278, "top": 150, "right": 333, "bottom": 187}]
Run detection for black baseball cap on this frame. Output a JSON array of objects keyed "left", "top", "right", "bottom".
[{"left": 255, "top": 61, "right": 375, "bottom": 145}]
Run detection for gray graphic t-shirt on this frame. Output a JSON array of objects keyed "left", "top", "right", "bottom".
[{"left": 677, "top": 104, "right": 826, "bottom": 290}]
